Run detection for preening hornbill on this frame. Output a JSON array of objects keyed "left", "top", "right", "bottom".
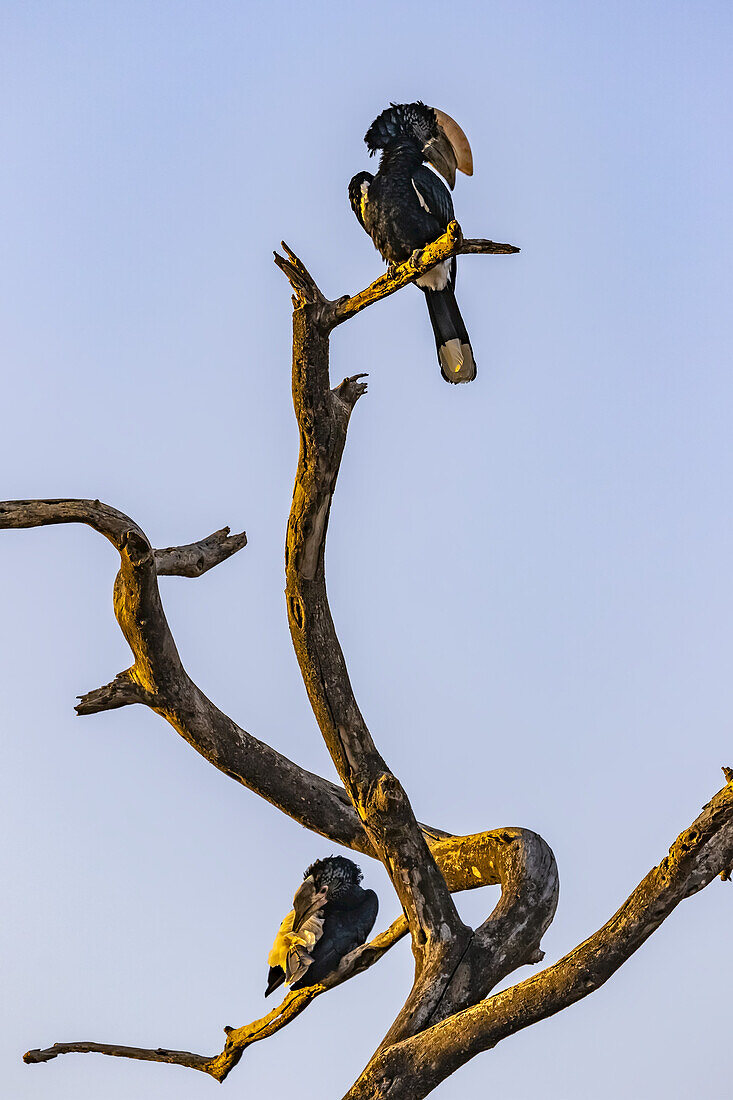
[
  {"left": 348, "top": 101, "right": 476, "bottom": 383},
  {"left": 265, "top": 856, "right": 378, "bottom": 996}
]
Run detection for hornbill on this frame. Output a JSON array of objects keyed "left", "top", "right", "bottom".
[
  {"left": 265, "top": 856, "right": 378, "bottom": 996},
  {"left": 348, "top": 101, "right": 476, "bottom": 383}
]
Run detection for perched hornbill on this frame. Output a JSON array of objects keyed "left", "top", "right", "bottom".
[
  {"left": 265, "top": 856, "right": 378, "bottom": 997},
  {"left": 348, "top": 101, "right": 475, "bottom": 383}
]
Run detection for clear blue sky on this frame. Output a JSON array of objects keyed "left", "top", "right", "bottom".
[{"left": 1, "top": 2, "right": 731, "bottom": 1097}]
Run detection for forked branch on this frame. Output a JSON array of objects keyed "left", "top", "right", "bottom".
[
  {"left": 349, "top": 769, "right": 733, "bottom": 1100},
  {"left": 2, "top": 494, "right": 557, "bottom": 1074},
  {"left": 7, "top": 220, "right": 726, "bottom": 1100}
]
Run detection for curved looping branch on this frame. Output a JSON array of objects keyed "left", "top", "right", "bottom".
[
  {"left": 20, "top": 830, "right": 558, "bottom": 1080},
  {"left": 345, "top": 769, "right": 733, "bottom": 1100}
]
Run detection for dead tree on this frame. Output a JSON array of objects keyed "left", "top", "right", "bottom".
[{"left": 4, "top": 221, "right": 732, "bottom": 1099}]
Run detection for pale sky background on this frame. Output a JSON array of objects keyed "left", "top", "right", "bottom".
[{"left": 1, "top": 2, "right": 732, "bottom": 1097}]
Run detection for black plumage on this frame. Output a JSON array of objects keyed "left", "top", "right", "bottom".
[
  {"left": 348, "top": 101, "right": 476, "bottom": 383},
  {"left": 265, "top": 856, "right": 378, "bottom": 997}
]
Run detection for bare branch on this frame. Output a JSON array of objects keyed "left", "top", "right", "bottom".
[
  {"left": 24, "top": 1042, "right": 215, "bottom": 1077},
  {"left": 5, "top": 505, "right": 558, "bottom": 1084},
  {"left": 24, "top": 915, "right": 409, "bottom": 1082},
  {"left": 2, "top": 244, "right": 551, "bottom": 1085},
  {"left": 0, "top": 499, "right": 556, "bottom": 914},
  {"left": 0, "top": 498, "right": 368, "bottom": 848},
  {"left": 346, "top": 771, "right": 733, "bottom": 1100},
  {"left": 273, "top": 241, "right": 328, "bottom": 309},
  {"left": 6, "top": 214, "right": 544, "bottom": 1087},
  {"left": 22, "top": 989, "right": 320, "bottom": 1084},
  {"left": 280, "top": 266, "right": 468, "bottom": 974},
  {"left": 21, "top": 833, "right": 558, "bottom": 1084},
  {"left": 274, "top": 223, "right": 519, "bottom": 336},
  {"left": 154, "top": 526, "right": 247, "bottom": 577},
  {"left": 75, "top": 670, "right": 152, "bottom": 715},
  {"left": 6, "top": 186, "right": 725, "bottom": 1100},
  {"left": 325, "top": 222, "right": 519, "bottom": 329},
  {"left": 274, "top": 236, "right": 558, "bottom": 1060}
]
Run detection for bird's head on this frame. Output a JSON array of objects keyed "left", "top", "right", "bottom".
[
  {"left": 364, "top": 101, "right": 473, "bottom": 190},
  {"left": 304, "top": 855, "right": 363, "bottom": 901}
]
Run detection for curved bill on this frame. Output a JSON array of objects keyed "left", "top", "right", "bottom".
[
  {"left": 433, "top": 108, "right": 474, "bottom": 177},
  {"left": 422, "top": 131, "right": 458, "bottom": 189}
]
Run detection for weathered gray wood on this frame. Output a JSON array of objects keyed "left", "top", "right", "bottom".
[{"left": 155, "top": 525, "right": 247, "bottom": 576}]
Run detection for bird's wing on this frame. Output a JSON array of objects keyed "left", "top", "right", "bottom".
[
  {"left": 267, "top": 877, "right": 328, "bottom": 988},
  {"left": 349, "top": 889, "right": 379, "bottom": 953},
  {"left": 348, "top": 171, "right": 374, "bottom": 231},
  {"left": 411, "top": 166, "right": 455, "bottom": 231},
  {"left": 291, "top": 889, "right": 379, "bottom": 988}
]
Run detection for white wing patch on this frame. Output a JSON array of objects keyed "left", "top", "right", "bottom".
[
  {"left": 416, "top": 259, "right": 450, "bottom": 291},
  {"left": 360, "top": 178, "right": 370, "bottom": 224},
  {"left": 412, "top": 178, "right": 431, "bottom": 213}
]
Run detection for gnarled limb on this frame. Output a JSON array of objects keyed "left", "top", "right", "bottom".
[
  {"left": 4, "top": 495, "right": 557, "bottom": 1076},
  {"left": 38, "top": 761, "right": 719, "bottom": 1098},
  {"left": 20, "top": 828, "right": 559, "bottom": 1079},
  {"left": 0, "top": 497, "right": 368, "bottom": 848},
  {"left": 345, "top": 769, "right": 733, "bottom": 1100},
  {"left": 7, "top": 223, "right": 559, "bottom": 1087},
  {"left": 275, "top": 229, "right": 562, "bottom": 1055},
  {"left": 0, "top": 499, "right": 555, "bottom": 897},
  {"left": 22, "top": 219, "right": 728, "bottom": 1100},
  {"left": 0, "top": 500, "right": 550, "bottom": 884},
  {"left": 11, "top": 220, "right": 554, "bottom": 1085},
  {"left": 282, "top": 337, "right": 465, "bottom": 955},
  {"left": 281, "top": 288, "right": 472, "bottom": 1032}
]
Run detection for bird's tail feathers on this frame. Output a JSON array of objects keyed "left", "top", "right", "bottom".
[{"left": 423, "top": 288, "right": 476, "bottom": 384}]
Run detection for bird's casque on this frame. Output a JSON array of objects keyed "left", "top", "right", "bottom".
[
  {"left": 265, "top": 856, "right": 378, "bottom": 997},
  {"left": 348, "top": 101, "right": 477, "bottom": 383}
]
